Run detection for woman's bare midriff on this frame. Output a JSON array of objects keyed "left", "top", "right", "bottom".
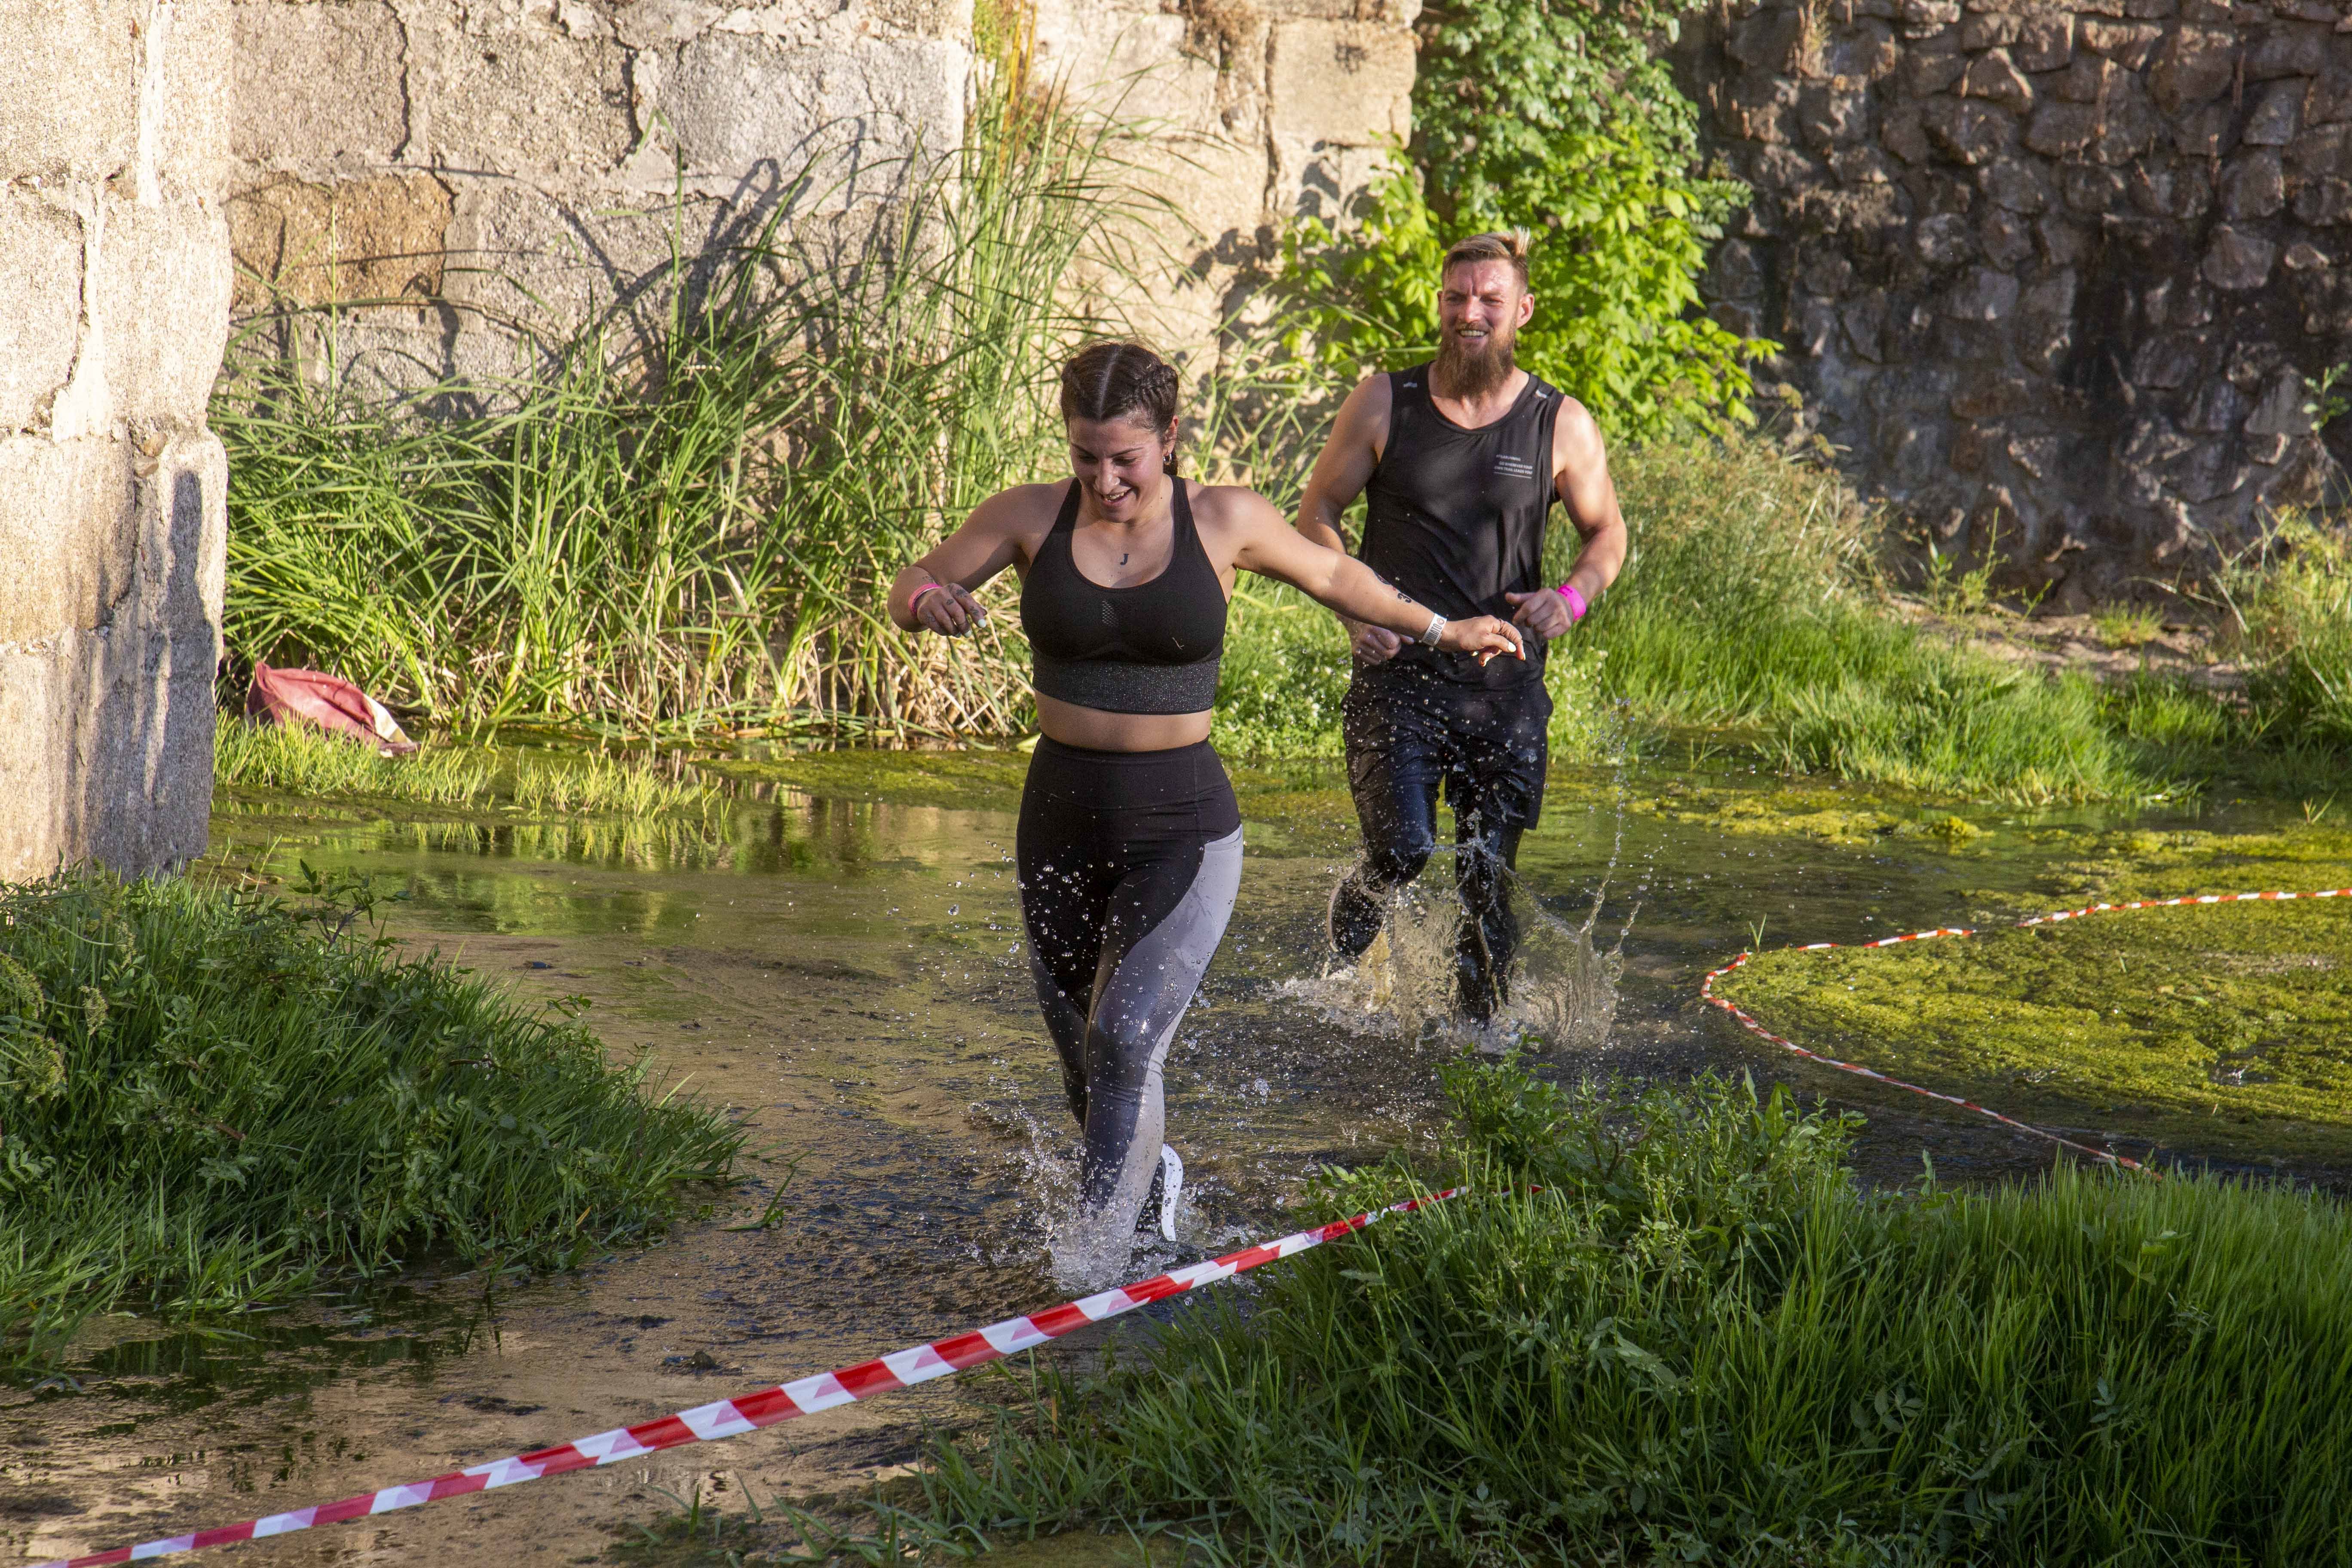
[{"left": 1034, "top": 692, "right": 1214, "bottom": 752}]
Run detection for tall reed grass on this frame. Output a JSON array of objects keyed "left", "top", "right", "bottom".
[
  {"left": 220, "top": 86, "right": 1133, "bottom": 743},
  {"left": 913, "top": 1060, "right": 2352, "bottom": 1565},
  {"left": 0, "top": 873, "right": 740, "bottom": 1369}
]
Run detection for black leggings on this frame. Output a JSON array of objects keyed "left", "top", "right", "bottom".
[
  {"left": 1016, "top": 738, "right": 1242, "bottom": 1257},
  {"left": 1330, "top": 665, "right": 1550, "bottom": 1021}
]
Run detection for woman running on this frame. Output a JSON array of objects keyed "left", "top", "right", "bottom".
[{"left": 888, "top": 342, "right": 1523, "bottom": 1280}]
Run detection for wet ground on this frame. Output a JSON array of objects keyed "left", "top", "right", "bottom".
[{"left": 0, "top": 753, "right": 2313, "bottom": 1565}]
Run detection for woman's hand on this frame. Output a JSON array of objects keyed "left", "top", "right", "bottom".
[
  {"left": 1439, "top": 615, "right": 1526, "bottom": 666},
  {"left": 911, "top": 581, "right": 988, "bottom": 637},
  {"left": 1343, "top": 616, "right": 1404, "bottom": 665}
]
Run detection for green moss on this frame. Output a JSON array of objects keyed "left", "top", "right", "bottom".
[
  {"left": 216, "top": 719, "right": 728, "bottom": 819},
  {"left": 1629, "top": 776, "right": 1993, "bottom": 847},
  {"left": 2011, "top": 824, "right": 2352, "bottom": 909},
  {"left": 1718, "top": 897, "right": 2352, "bottom": 1164}
]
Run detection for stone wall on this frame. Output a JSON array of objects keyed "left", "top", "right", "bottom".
[
  {"left": 225, "top": 0, "right": 1414, "bottom": 383},
  {"left": 1030, "top": 0, "right": 1418, "bottom": 354},
  {"left": 1686, "top": 0, "right": 2352, "bottom": 599},
  {"left": 229, "top": 0, "right": 974, "bottom": 386},
  {"left": 0, "top": 0, "right": 233, "bottom": 880}
]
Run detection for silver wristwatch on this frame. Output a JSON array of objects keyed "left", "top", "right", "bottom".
[{"left": 1418, "top": 611, "right": 1447, "bottom": 647}]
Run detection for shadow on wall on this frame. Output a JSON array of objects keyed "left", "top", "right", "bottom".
[
  {"left": 0, "top": 441, "right": 225, "bottom": 882},
  {"left": 226, "top": 118, "right": 942, "bottom": 401}
]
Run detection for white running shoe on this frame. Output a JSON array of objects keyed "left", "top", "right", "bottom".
[{"left": 1157, "top": 1144, "right": 1183, "bottom": 1242}]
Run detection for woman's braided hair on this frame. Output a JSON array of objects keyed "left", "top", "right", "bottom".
[{"left": 1059, "top": 341, "right": 1182, "bottom": 475}]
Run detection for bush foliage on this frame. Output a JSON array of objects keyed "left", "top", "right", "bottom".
[{"left": 1274, "top": 0, "right": 1764, "bottom": 440}]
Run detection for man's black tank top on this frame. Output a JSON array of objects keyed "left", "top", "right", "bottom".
[
  {"left": 1360, "top": 364, "right": 1563, "bottom": 686},
  {"left": 1021, "top": 479, "right": 1227, "bottom": 714}
]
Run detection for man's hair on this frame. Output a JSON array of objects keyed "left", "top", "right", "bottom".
[{"left": 1441, "top": 230, "right": 1531, "bottom": 288}]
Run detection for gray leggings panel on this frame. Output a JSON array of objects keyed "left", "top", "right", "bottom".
[{"left": 1027, "top": 825, "right": 1243, "bottom": 1240}]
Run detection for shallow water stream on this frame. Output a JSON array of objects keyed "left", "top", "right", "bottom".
[{"left": 0, "top": 754, "right": 2309, "bottom": 1565}]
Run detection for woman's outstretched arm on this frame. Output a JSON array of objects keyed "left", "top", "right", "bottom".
[
  {"left": 888, "top": 487, "right": 1040, "bottom": 637},
  {"left": 1218, "top": 487, "right": 1525, "bottom": 666}
]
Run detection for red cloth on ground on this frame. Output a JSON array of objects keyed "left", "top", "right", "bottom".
[{"left": 244, "top": 662, "right": 417, "bottom": 754}]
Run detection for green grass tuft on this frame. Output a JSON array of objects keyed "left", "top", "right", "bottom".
[
  {"left": 908, "top": 1060, "right": 2352, "bottom": 1565},
  {"left": 214, "top": 718, "right": 726, "bottom": 818},
  {"left": 0, "top": 873, "right": 741, "bottom": 1369},
  {"left": 2221, "top": 513, "right": 2352, "bottom": 750}
]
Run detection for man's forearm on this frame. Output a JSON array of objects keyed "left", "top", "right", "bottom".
[
  {"left": 1558, "top": 522, "right": 1627, "bottom": 604},
  {"left": 1296, "top": 503, "right": 1349, "bottom": 556}
]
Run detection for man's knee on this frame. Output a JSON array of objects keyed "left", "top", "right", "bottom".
[
  {"left": 1362, "top": 836, "right": 1433, "bottom": 888},
  {"left": 1454, "top": 820, "right": 1522, "bottom": 880}
]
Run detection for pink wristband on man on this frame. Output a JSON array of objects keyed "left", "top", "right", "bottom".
[{"left": 1555, "top": 582, "right": 1589, "bottom": 622}]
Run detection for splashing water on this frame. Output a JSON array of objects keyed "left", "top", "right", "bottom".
[
  {"left": 981, "top": 1078, "right": 1207, "bottom": 1292},
  {"left": 1277, "top": 702, "right": 1648, "bottom": 1054},
  {"left": 1280, "top": 871, "right": 1627, "bottom": 1054}
]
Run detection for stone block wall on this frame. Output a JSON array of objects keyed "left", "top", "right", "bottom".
[
  {"left": 1030, "top": 0, "right": 1419, "bottom": 355},
  {"left": 1685, "top": 0, "right": 2352, "bottom": 598},
  {"left": 0, "top": 0, "right": 233, "bottom": 880},
  {"left": 229, "top": 0, "right": 974, "bottom": 386},
  {"left": 225, "top": 0, "right": 1418, "bottom": 384}
]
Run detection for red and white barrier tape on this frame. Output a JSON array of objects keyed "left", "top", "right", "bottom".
[
  {"left": 1701, "top": 888, "right": 2352, "bottom": 1173},
  {"left": 35, "top": 1188, "right": 1463, "bottom": 1567}
]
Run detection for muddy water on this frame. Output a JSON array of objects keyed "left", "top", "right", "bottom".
[{"left": 1, "top": 758, "right": 2241, "bottom": 1565}]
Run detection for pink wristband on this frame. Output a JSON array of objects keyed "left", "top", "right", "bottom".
[
  {"left": 910, "top": 582, "right": 944, "bottom": 613},
  {"left": 1555, "top": 582, "right": 1589, "bottom": 622}
]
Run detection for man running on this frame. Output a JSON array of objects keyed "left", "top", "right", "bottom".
[{"left": 1298, "top": 230, "right": 1628, "bottom": 1023}]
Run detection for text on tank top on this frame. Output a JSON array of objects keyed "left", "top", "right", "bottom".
[
  {"left": 1360, "top": 365, "right": 1563, "bottom": 685},
  {"left": 1020, "top": 478, "right": 1228, "bottom": 715}
]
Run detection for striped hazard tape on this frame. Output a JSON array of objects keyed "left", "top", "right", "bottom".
[
  {"left": 36, "top": 1188, "right": 1464, "bottom": 1567},
  {"left": 1701, "top": 888, "right": 2352, "bottom": 1173}
]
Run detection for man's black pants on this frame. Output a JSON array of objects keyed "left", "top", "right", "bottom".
[{"left": 1329, "top": 662, "right": 1550, "bottom": 1021}]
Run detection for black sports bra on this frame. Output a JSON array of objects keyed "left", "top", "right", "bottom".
[{"left": 1020, "top": 479, "right": 1227, "bottom": 715}]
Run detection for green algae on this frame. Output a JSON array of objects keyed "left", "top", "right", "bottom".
[
  {"left": 1628, "top": 775, "right": 1993, "bottom": 848},
  {"left": 2006, "top": 824, "right": 2352, "bottom": 910},
  {"left": 1717, "top": 895, "right": 2352, "bottom": 1165}
]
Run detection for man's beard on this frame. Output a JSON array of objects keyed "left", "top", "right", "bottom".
[{"left": 1433, "top": 320, "right": 1517, "bottom": 398}]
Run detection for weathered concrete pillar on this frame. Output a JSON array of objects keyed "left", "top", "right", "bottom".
[{"left": 0, "top": 0, "right": 233, "bottom": 881}]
